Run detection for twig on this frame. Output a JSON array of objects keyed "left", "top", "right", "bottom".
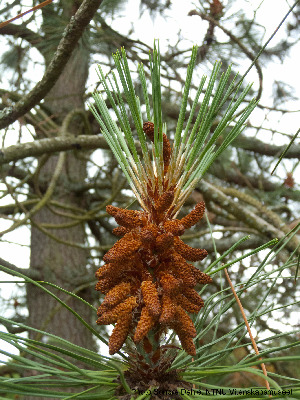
[
  {"left": 0, "top": 0, "right": 104, "bottom": 129},
  {"left": 233, "top": 135, "right": 300, "bottom": 159},
  {"left": 271, "top": 127, "right": 300, "bottom": 175},
  {"left": 0, "top": 257, "right": 40, "bottom": 280},
  {"left": 0, "top": 0, "right": 53, "bottom": 29},
  {"left": 0, "top": 151, "right": 66, "bottom": 237},
  {"left": 198, "top": 180, "right": 300, "bottom": 255},
  {"left": 188, "top": 10, "right": 263, "bottom": 101},
  {"left": 224, "top": 268, "right": 270, "bottom": 391},
  {"left": 219, "top": 187, "right": 294, "bottom": 238},
  {"left": 0, "top": 135, "right": 109, "bottom": 165}
]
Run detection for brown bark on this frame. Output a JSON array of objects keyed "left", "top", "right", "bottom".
[
  {"left": 0, "top": 0, "right": 103, "bottom": 129},
  {"left": 25, "top": 2, "right": 98, "bottom": 398}
]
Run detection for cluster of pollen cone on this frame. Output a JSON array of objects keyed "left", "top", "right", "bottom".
[{"left": 95, "top": 122, "right": 213, "bottom": 356}]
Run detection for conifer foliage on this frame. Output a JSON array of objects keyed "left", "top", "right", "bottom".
[
  {"left": 95, "top": 122, "right": 211, "bottom": 356},
  {"left": 90, "top": 42, "right": 257, "bottom": 357}
]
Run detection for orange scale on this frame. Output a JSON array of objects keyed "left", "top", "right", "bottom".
[
  {"left": 174, "top": 237, "right": 208, "bottom": 262},
  {"left": 108, "top": 312, "right": 133, "bottom": 355},
  {"left": 175, "top": 306, "right": 197, "bottom": 338},
  {"left": 159, "top": 295, "right": 176, "bottom": 324},
  {"left": 134, "top": 306, "right": 156, "bottom": 343},
  {"left": 176, "top": 294, "right": 203, "bottom": 313},
  {"left": 179, "top": 201, "right": 205, "bottom": 229},
  {"left": 141, "top": 280, "right": 161, "bottom": 317}
]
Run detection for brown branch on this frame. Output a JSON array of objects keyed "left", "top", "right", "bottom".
[
  {"left": 0, "top": 0, "right": 53, "bottom": 29},
  {"left": 0, "top": 257, "right": 41, "bottom": 280},
  {"left": 0, "top": 199, "right": 38, "bottom": 216},
  {"left": 0, "top": 315, "right": 28, "bottom": 334},
  {"left": 0, "top": 0, "right": 103, "bottom": 129},
  {"left": 96, "top": 15, "right": 152, "bottom": 54},
  {"left": 0, "top": 23, "right": 43, "bottom": 49},
  {"left": 195, "top": 0, "right": 224, "bottom": 62},
  {"left": 209, "top": 164, "right": 300, "bottom": 203},
  {"left": 188, "top": 9, "right": 263, "bottom": 101},
  {"left": 233, "top": 134, "right": 300, "bottom": 159},
  {"left": 210, "top": 162, "right": 285, "bottom": 190},
  {"left": 197, "top": 180, "right": 300, "bottom": 255},
  {"left": 197, "top": 235, "right": 265, "bottom": 253},
  {"left": 1, "top": 164, "right": 30, "bottom": 181},
  {"left": 163, "top": 99, "right": 300, "bottom": 159},
  {"left": 0, "top": 135, "right": 109, "bottom": 165},
  {"left": 224, "top": 268, "right": 271, "bottom": 391},
  {"left": 0, "top": 0, "right": 19, "bottom": 15}
]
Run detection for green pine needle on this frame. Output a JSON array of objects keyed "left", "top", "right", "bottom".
[{"left": 89, "top": 42, "right": 257, "bottom": 215}]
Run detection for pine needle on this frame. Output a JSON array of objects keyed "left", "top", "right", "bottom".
[{"left": 224, "top": 268, "right": 271, "bottom": 392}]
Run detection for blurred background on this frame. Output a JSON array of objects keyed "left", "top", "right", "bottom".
[{"left": 0, "top": 0, "right": 299, "bottom": 392}]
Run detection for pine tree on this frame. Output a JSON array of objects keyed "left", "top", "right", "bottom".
[{"left": 0, "top": 0, "right": 299, "bottom": 398}]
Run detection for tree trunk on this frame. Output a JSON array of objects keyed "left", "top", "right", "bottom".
[{"left": 25, "top": 3, "right": 96, "bottom": 397}]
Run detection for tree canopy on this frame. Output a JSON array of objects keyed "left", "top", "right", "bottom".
[{"left": 0, "top": 0, "right": 299, "bottom": 398}]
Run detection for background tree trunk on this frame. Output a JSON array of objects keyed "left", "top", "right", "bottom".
[
  {"left": 0, "top": 0, "right": 299, "bottom": 395},
  {"left": 25, "top": 3, "right": 96, "bottom": 398}
]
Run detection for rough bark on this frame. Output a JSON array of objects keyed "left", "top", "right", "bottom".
[
  {"left": 25, "top": 2, "right": 99, "bottom": 398},
  {"left": 0, "top": 0, "right": 103, "bottom": 129}
]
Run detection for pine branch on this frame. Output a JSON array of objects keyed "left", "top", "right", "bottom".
[
  {"left": 0, "top": 315, "right": 28, "bottom": 334},
  {"left": 0, "top": 257, "right": 41, "bottom": 280},
  {"left": 162, "top": 102, "right": 300, "bottom": 159},
  {"left": 0, "top": 0, "right": 53, "bottom": 29},
  {"left": 0, "top": 0, "right": 104, "bottom": 129},
  {"left": 96, "top": 14, "right": 152, "bottom": 54},
  {"left": 197, "top": 180, "right": 300, "bottom": 255},
  {"left": 0, "top": 23, "right": 43, "bottom": 50},
  {"left": 0, "top": 135, "right": 108, "bottom": 165},
  {"left": 209, "top": 163, "right": 300, "bottom": 200},
  {"left": 194, "top": 235, "right": 265, "bottom": 253},
  {"left": 233, "top": 134, "right": 300, "bottom": 158},
  {"left": 188, "top": 9, "right": 263, "bottom": 100}
]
